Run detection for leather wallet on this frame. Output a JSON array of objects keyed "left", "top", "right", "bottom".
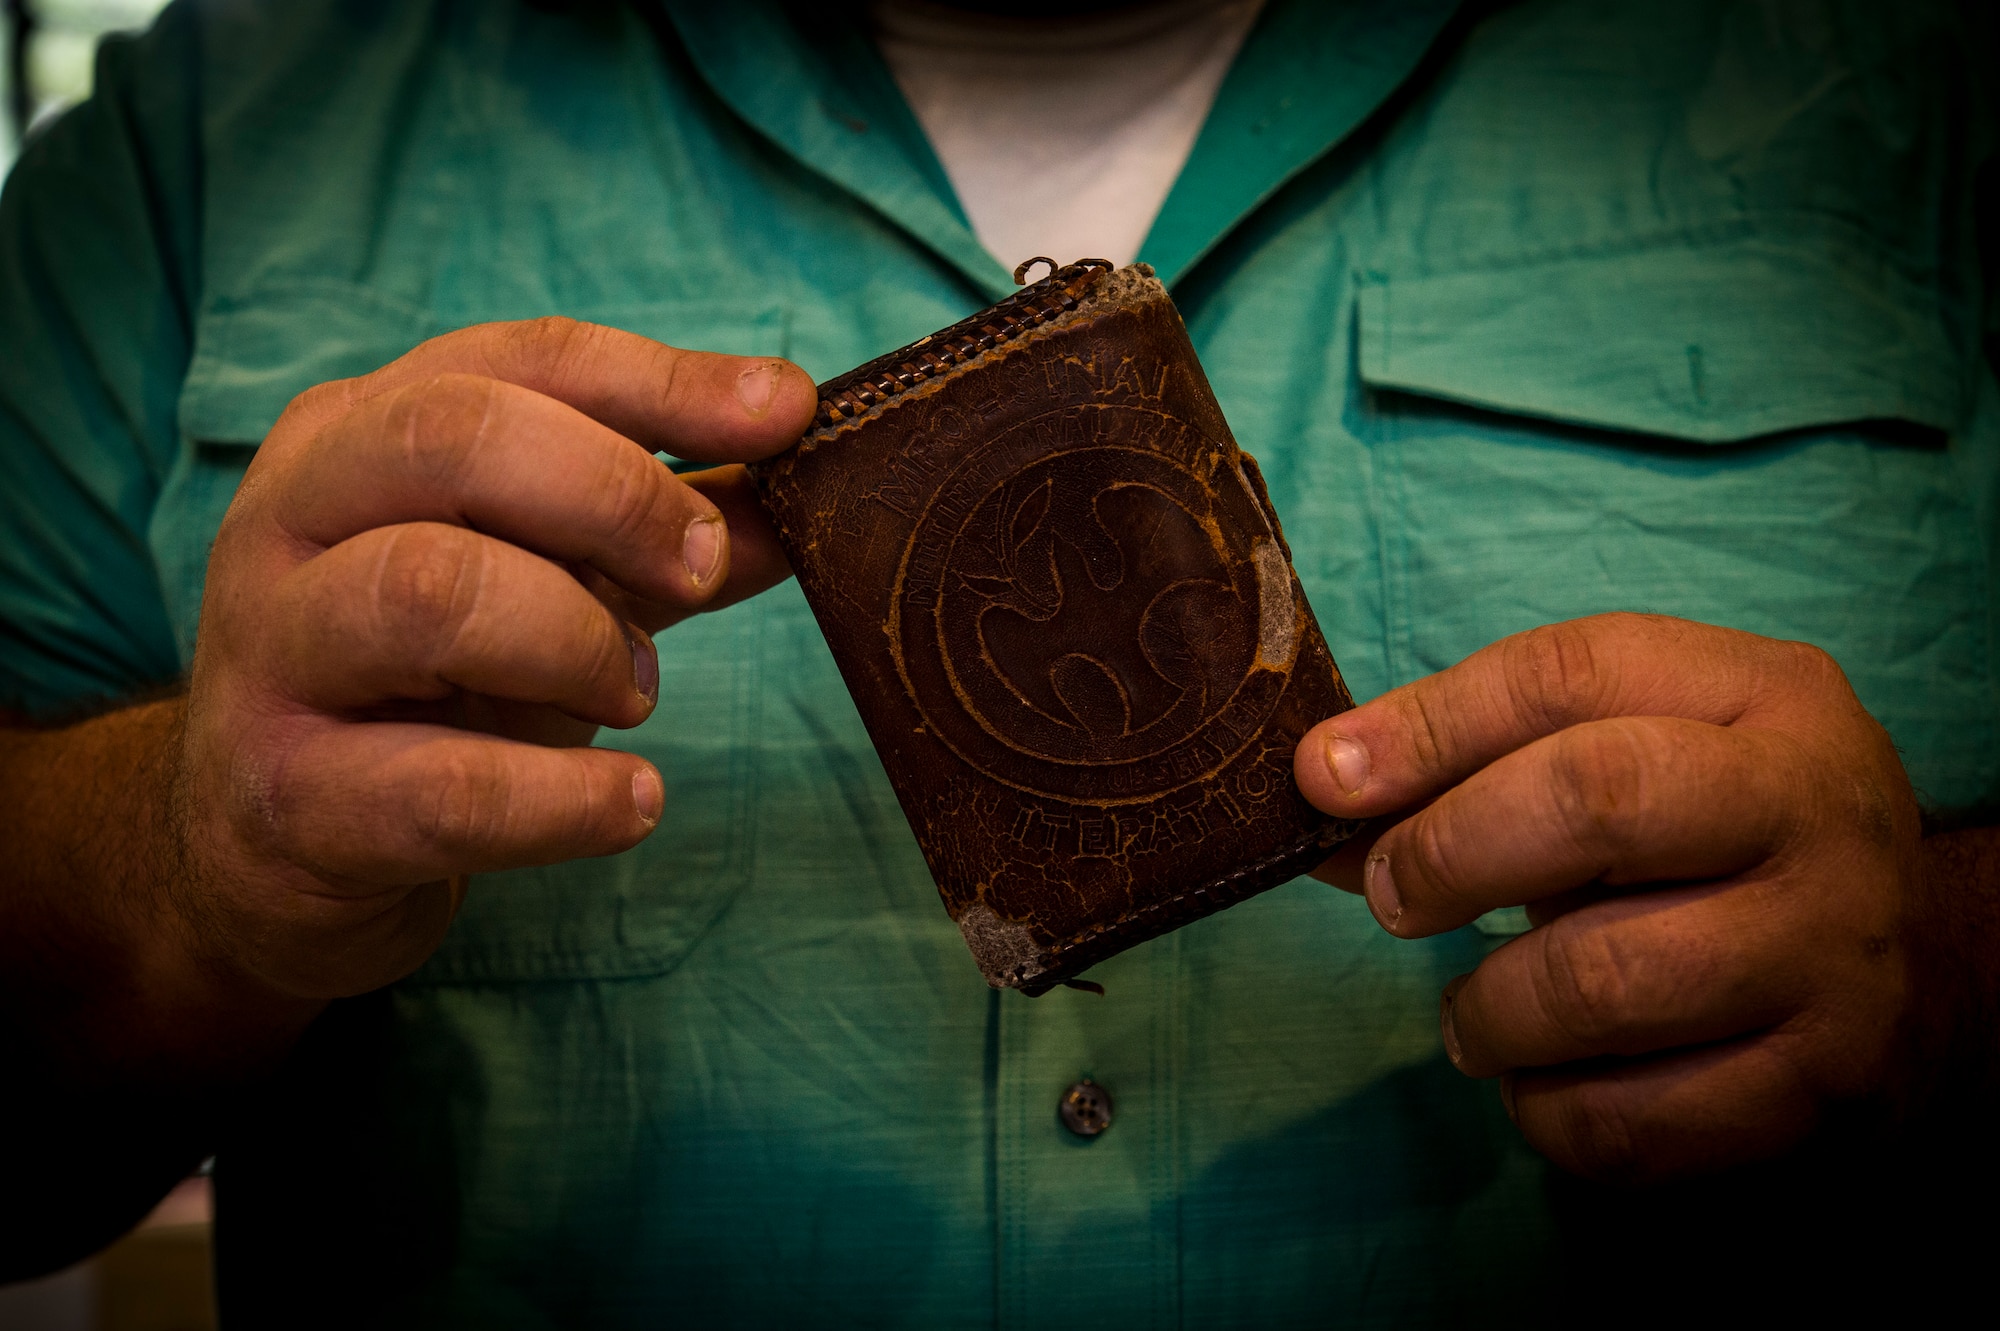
[{"left": 750, "top": 259, "right": 1359, "bottom": 993}]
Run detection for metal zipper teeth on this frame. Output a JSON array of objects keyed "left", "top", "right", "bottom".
[{"left": 812, "top": 259, "right": 1114, "bottom": 430}]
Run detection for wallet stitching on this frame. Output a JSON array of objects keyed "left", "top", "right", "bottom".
[{"left": 810, "top": 259, "right": 1118, "bottom": 429}]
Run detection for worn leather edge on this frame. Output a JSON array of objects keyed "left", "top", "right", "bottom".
[
  {"left": 1007, "top": 814, "right": 1365, "bottom": 996},
  {"left": 1235, "top": 449, "right": 1295, "bottom": 565},
  {"left": 987, "top": 440, "right": 1358, "bottom": 993}
]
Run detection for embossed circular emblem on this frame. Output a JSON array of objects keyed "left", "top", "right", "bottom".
[{"left": 890, "top": 404, "right": 1291, "bottom": 803}]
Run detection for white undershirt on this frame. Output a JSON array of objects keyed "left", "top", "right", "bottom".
[{"left": 870, "top": 0, "right": 1266, "bottom": 272}]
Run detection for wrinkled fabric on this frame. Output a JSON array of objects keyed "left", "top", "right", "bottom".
[{"left": 1, "top": 0, "right": 1995, "bottom": 1325}]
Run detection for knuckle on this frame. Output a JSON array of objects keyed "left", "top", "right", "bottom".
[
  {"left": 1536, "top": 918, "right": 1635, "bottom": 1048},
  {"left": 413, "top": 749, "right": 508, "bottom": 853},
  {"left": 1556, "top": 1082, "right": 1644, "bottom": 1182},
  {"left": 1778, "top": 638, "right": 1843, "bottom": 694},
  {"left": 564, "top": 759, "right": 617, "bottom": 840},
  {"left": 1546, "top": 724, "right": 1647, "bottom": 853},
  {"left": 647, "top": 342, "right": 690, "bottom": 416},
  {"left": 582, "top": 610, "right": 636, "bottom": 697},
  {"left": 1397, "top": 683, "right": 1453, "bottom": 774},
  {"left": 507, "top": 315, "right": 587, "bottom": 362},
  {"left": 387, "top": 373, "right": 499, "bottom": 483},
  {"left": 598, "top": 454, "right": 673, "bottom": 549},
  {"left": 1845, "top": 772, "right": 1898, "bottom": 851},
  {"left": 371, "top": 526, "right": 484, "bottom": 647},
  {"left": 281, "top": 377, "right": 362, "bottom": 430},
  {"left": 508, "top": 316, "right": 598, "bottom": 391},
  {"left": 412, "top": 750, "right": 619, "bottom": 861},
  {"left": 216, "top": 727, "right": 300, "bottom": 856},
  {"left": 1408, "top": 806, "right": 1473, "bottom": 910},
  {"left": 1507, "top": 620, "right": 1606, "bottom": 731}
]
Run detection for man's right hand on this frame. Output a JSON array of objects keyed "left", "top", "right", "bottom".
[
  {"left": 173, "top": 318, "right": 816, "bottom": 1003},
  {"left": 0, "top": 317, "right": 817, "bottom": 1273}
]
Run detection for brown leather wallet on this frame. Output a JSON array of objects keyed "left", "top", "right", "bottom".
[{"left": 750, "top": 259, "right": 1358, "bottom": 993}]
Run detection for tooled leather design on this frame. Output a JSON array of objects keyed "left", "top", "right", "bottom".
[
  {"left": 894, "top": 414, "right": 1287, "bottom": 805},
  {"left": 753, "top": 265, "right": 1358, "bottom": 992}
]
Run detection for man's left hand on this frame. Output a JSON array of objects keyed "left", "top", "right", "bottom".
[{"left": 1293, "top": 613, "right": 1928, "bottom": 1182}]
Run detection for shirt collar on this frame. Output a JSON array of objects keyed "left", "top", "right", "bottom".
[
  {"left": 659, "top": 0, "right": 1015, "bottom": 300},
  {"left": 657, "top": 0, "right": 1462, "bottom": 298},
  {"left": 1139, "top": 0, "right": 1462, "bottom": 283}
]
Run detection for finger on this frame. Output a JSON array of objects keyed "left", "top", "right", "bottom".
[
  {"left": 1442, "top": 883, "right": 1806, "bottom": 1078},
  {"left": 565, "top": 465, "right": 794, "bottom": 634},
  {"left": 281, "top": 318, "right": 817, "bottom": 463},
  {"left": 682, "top": 464, "right": 791, "bottom": 597},
  {"left": 265, "top": 523, "right": 657, "bottom": 728},
  {"left": 256, "top": 722, "right": 663, "bottom": 882},
  {"left": 1505, "top": 1035, "right": 1818, "bottom": 1183},
  {"left": 235, "top": 875, "right": 467, "bottom": 1001},
  {"left": 272, "top": 374, "right": 735, "bottom": 610},
  {"left": 1307, "top": 815, "right": 1396, "bottom": 893},
  {"left": 1365, "top": 716, "right": 1808, "bottom": 935},
  {"left": 1294, "top": 614, "right": 1843, "bottom": 819}
]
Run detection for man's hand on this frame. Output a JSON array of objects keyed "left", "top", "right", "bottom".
[
  {"left": 1293, "top": 613, "right": 1934, "bottom": 1182},
  {"left": 174, "top": 318, "right": 816, "bottom": 1003},
  {"left": 0, "top": 319, "right": 815, "bottom": 1273}
]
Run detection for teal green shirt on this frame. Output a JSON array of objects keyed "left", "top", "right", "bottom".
[{"left": 3, "top": 1, "right": 1996, "bottom": 1325}]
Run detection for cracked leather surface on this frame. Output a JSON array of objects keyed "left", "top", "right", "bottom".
[{"left": 751, "top": 263, "right": 1359, "bottom": 992}]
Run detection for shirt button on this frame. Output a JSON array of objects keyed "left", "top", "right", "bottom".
[{"left": 1059, "top": 1080, "right": 1113, "bottom": 1137}]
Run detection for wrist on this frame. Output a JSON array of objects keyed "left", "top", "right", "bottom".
[
  {"left": 0, "top": 697, "right": 321, "bottom": 1086},
  {"left": 148, "top": 708, "right": 327, "bottom": 1069}
]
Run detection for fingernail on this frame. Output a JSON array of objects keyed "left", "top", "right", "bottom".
[
  {"left": 1439, "top": 975, "right": 1468, "bottom": 1068},
  {"left": 1365, "top": 851, "right": 1403, "bottom": 932},
  {"left": 1327, "top": 733, "right": 1370, "bottom": 796},
  {"left": 683, "top": 514, "right": 723, "bottom": 586},
  {"left": 1498, "top": 1073, "right": 1518, "bottom": 1125},
  {"left": 632, "top": 767, "right": 664, "bottom": 825},
  {"left": 735, "top": 361, "right": 781, "bottom": 415},
  {"left": 626, "top": 623, "right": 658, "bottom": 707}
]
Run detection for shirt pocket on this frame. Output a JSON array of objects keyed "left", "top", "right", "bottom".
[
  {"left": 1357, "top": 236, "right": 1961, "bottom": 444},
  {"left": 417, "top": 596, "right": 768, "bottom": 984},
  {"left": 159, "top": 280, "right": 791, "bottom": 982},
  {"left": 175, "top": 278, "right": 792, "bottom": 444},
  {"left": 1352, "top": 234, "right": 1997, "bottom": 812}
]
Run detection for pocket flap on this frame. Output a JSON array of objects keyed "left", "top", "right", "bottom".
[
  {"left": 1357, "top": 238, "right": 1960, "bottom": 443},
  {"left": 178, "top": 280, "right": 788, "bottom": 444},
  {"left": 179, "top": 281, "right": 432, "bottom": 443}
]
